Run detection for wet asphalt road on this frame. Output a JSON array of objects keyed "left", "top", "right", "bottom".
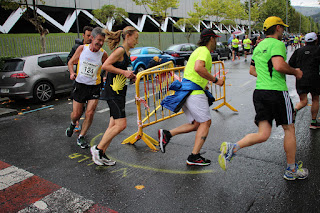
[{"left": 1, "top": 50, "right": 320, "bottom": 212}]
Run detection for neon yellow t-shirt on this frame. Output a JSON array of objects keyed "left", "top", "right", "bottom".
[
  {"left": 184, "top": 46, "right": 212, "bottom": 95},
  {"left": 232, "top": 38, "right": 239, "bottom": 48},
  {"left": 252, "top": 37, "right": 288, "bottom": 91},
  {"left": 243, "top": 38, "right": 251, "bottom": 50}
]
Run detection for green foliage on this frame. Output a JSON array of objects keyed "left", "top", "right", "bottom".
[
  {"left": 175, "top": 17, "right": 199, "bottom": 42},
  {"left": 91, "top": 4, "right": 128, "bottom": 26}
]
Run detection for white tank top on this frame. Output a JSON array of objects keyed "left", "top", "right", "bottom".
[{"left": 76, "top": 44, "right": 105, "bottom": 85}]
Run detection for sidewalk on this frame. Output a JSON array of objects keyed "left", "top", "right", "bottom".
[{"left": 0, "top": 97, "right": 17, "bottom": 118}]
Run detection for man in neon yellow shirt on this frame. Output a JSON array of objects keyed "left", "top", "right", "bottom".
[
  {"left": 231, "top": 34, "right": 240, "bottom": 61},
  {"left": 158, "top": 28, "right": 224, "bottom": 166},
  {"left": 243, "top": 35, "right": 252, "bottom": 62},
  {"left": 218, "top": 16, "right": 308, "bottom": 180}
]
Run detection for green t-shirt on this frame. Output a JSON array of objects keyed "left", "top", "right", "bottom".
[
  {"left": 252, "top": 37, "right": 288, "bottom": 91},
  {"left": 184, "top": 46, "right": 212, "bottom": 95},
  {"left": 243, "top": 38, "right": 251, "bottom": 49},
  {"left": 232, "top": 38, "right": 239, "bottom": 48}
]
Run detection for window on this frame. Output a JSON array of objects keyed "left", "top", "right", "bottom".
[
  {"left": 190, "top": 44, "right": 197, "bottom": 51},
  {"left": 38, "top": 55, "right": 64, "bottom": 68},
  {"left": 130, "top": 49, "right": 141, "bottom": 55},
  {"left": 2, "top": 59, "right": 25, "bottom": 72},
  {"left": 58, "top": 53, "right": 68, "bottom": 65},
  {"left": 147, "top": 48, "right": 161, "bottom": 54}
]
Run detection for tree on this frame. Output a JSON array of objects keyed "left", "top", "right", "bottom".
[
  {"left": 1, "top": 0, "right": 48, "bottom": 53},
  {"left": 174, "top": 17, "right": 199, "bottom": 42},
  {"left": 133, "top": 0, "right": 179, "bottom": 48},
  {"left": 91, "top": 5, "right": 128, "bottom": 31}
]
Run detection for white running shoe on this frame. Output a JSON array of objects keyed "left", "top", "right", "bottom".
[{"left": 90, "top": 145, "right": 116, "bottom": 166}]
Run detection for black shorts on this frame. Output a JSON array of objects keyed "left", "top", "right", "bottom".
[
  {"left": 73, "top": 82, "right": 101, "bottom": 103},
  {"left": 253, "top": 90, "right": 294, "bottom": 127},
  {"left": 296, "top": 85, "right": 320, "bottom": 96},
  {"left": 244, "top": 49, "right": 250, "bottom": 53},
  {"left": 232, "top": 47, "right": 238, "bottom": 52},
  {"left": 107, "top": 98, "right": 126, "bottom": 119}
]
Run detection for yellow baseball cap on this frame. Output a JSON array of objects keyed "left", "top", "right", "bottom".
[{"left": 263, "top": 16, "right": 289, "bottom": 31}]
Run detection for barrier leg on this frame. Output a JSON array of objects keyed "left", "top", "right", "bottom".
[
  {"left": 122, "top": 132, "right": 140, "bottom": 145},
  {"left": 141, "top": 133, "right": 159, "bottom": 150}
]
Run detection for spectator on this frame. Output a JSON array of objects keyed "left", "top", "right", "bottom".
[{"left": 147, "top": 56, "right": 162, "bottom": 69}]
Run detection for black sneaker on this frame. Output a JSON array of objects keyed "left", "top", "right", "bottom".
[
  {"left": 66, "top": 123, "right": 76, "bottom": 137},
  {"left": 158, "top": 129, "right": 171, "bottom": 153},
  {"left": 77, "top": 136, "right": 90, "bottom": 149},
  {"left": 186, "top": 153, "right": 211, "bottom": 166},
  {"left": 310, "top": 121, "right": 320, "bottom": 129}
]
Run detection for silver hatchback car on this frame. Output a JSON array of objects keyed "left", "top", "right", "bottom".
[{"left": 0, "top": 52, "right": 73, "bottom": 102}]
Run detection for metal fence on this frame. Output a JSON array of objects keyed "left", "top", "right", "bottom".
[{"left": 0, "top": 33, "right": 228, "bottom": 57}]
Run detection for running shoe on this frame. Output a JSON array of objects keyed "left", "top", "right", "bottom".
[
  {"left": 90, "top": 145, "right": 116, "bottom": 166},
  {"left": 77, "top": 136, "right": 90, "bottom": 149},
  {"left": 186, "top": 153, "right": 211, "bottom": 166},
  {"left": 310, "top": 121, "right": 320, "bottom": 129},
  {"left": 74, "top": 123, "right": 81, "bottom": 132},
  {"left": 283, "top": 161, "right": 309, "bottom": 180},
  {"left": 66, "top": 123, "right": 76, "bottom": 137},
  {"left": 158, "top": 129, "right": 171, "bottom": 153},
  {"left": 218, "top": 142, "right": 236, "bottom": 171}
]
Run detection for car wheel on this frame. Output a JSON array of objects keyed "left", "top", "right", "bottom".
[
  {"left": 33, "top": 81, "right": 54, "bottom": 103},
  {"left": 217, "top": 54, "right": 221, "bottom": 61},
  {"left": 137, "top": 65, "right": 145, "bottom": 73},
  {"left": 183, "top": 59, "right": 188, "bottom": 66}
]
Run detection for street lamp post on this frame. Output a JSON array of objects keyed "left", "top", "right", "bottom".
[
  {"left": 74, "top": 0, "right": 80, "bottom": 38},
  {"left": 248, "top": 0, "right": 251, "bottom": 38}
]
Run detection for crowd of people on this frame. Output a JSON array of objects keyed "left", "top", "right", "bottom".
[{"left": 64, "top": 15, "right": 319, "bottom": 181}]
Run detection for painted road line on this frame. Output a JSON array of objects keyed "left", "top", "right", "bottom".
[
  {"left": 19, "top": 188, "right": 95, "bottom": 213},
  {"left": 240, "top": 79, "right": 255, "bottom": 87},
  {"left": 21, "top": 105, "right": 54, "bottom": 114},
  {"left": 1, "top": 175, "right": 61, "bottom": 212},
  {"left": 0, "top": 161, "right": 117, "bottom": 213},
  {"left": 0, "top": 166, "right": 33, "bottom": 190}
]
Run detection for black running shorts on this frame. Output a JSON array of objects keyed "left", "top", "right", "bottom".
[
  {"left": 232, "top": 47, "right": 239, "bottom": 52},
  {"left": 296, "top": 85, "right": 320, "bottom": 96},
  {"left": 72, "top": 82, "right": 101, "bottom": 103},
  {"left": 107, "top": 98, "right": 126, "bottom": 119},
  {"left": 253, "top": 90, "right": 294, "bottom": 127}
]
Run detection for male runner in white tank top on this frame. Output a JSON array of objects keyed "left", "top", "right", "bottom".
[{"left": 66, "top": 27, "right": 108, "bottom": 149}]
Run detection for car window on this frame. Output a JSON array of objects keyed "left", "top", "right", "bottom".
[
  {"left": 130, "top": 49, "right": 141, "bottom": 55},
  {"left": 147, "top": 48, "right": 161, "bottom": 54},
  {"left": 38, "top": 55, "right": 64, "bottom": 68},
  {"left": 190, "top": 44, "right": 197, "bottom": 51},
  {"left": 2, "top": 59, "right": 25, "bottom": 72},
  {"left": 180, "top": 45, "right": 187, "bottom": 51},
  {"left": 166, "top": 45, "right": 180, "bottom": 51},
  {"left": 58, "top": 53, "right": 68, "bottom": 65}
]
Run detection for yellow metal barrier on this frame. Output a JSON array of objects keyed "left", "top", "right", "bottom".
[
  {"left": 210, "top": 61, "right": 238, "bottom": 112},
  {"left": 122, "top": 60, "right": 237, "bottom": 150}
]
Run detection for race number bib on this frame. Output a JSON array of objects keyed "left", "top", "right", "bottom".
[
  {"left": 244, "top": 43, "right": 249, "bottom": 48},
  {"left": 79, "top": 61, "right": 99, "bottom": 78}
]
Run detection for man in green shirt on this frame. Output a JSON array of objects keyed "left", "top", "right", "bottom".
[
  {"left": 218, "top": 16, "right": 308, "bottom": 180},
  {"left": 243, "top": 35, "right": 252, "bottom": 62},
  {"left": 231, "top": 34, "right": 240, "bottom": 61},
  {"left": 158, "top": 28, "right": 224, "bottom": 166}
]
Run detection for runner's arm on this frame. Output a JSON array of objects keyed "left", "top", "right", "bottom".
[
  {"left": 194, "top": 60, "right": 224, "bottom": 86},
  {"left": 101, "top": 52, "right": 108, "bottom": 64},
  {"left": 101, "top": 48, "right": 135, "bottom": 79},
  {"left": 272, "top": 56, "right": 302, "bottom": 79},
  {"left": 68, "top": 45, "right": 84, "bottom": 80}
]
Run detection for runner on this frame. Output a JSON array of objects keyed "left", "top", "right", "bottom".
[
  {"left": 67, "top": 26, "right": 93, "bottom": 133},
  {"left": 289, "top": 32, "right": 320, "bottom": 129},
  {"left": 159, "top": 28, "right": 224, "bottom": 166},
  {"left": 66, "top": 27, "right": 108, "bottom": 149},
  {"left": 218, "top": 16, "right": 309, "bottom": 180},
  {"left": 231, "top": 34, "right": 240, "bottom": 61},
  {"left": 243, "top": 35, "right": 252, "bottom": 62},
  {"left": 90, "top": 26, "right": 138, "bottom": 166}
]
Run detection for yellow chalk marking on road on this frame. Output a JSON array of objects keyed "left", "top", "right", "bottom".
[
  {"left": 135, "top": 185, "right": 145, "bottom": 190},
  {"left": 90, "top": 134, "right": 214, "bottom": 175}
]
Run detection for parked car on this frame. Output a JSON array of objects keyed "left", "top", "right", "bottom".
[
  {"left": 130, "top": 47, "right": 176, "bottom": 73},
  {"left": 212, "top": 42, "right": 232, "bottom": 61},
  {"left": 164, "top": 43, "right": 197, "bottom": 66},
  {"left": 165, "top": 43, "right": 221, "bottom": 64},
  {"left": 0, "top": 52, "right": 73, "bottom": 102}
]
